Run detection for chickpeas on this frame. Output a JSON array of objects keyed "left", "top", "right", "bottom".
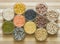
[{"left": 35, "top": 28, "right": 48, "bottom": 41}]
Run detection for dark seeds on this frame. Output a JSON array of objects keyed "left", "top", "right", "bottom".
[
  {"left": 34, "top": 15, "right": 49, "bottom": 28},
  {"left": 13, "top": 27, "right": 25, "bottom": 41},
  {"left": 25, "top": 9, "right": 36, "bottom": 20}
]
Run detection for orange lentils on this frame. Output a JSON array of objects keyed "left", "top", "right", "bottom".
[{"left": 13, "top": 15, "right": 25, "bottom": 27}]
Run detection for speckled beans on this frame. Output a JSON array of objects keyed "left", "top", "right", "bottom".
[
  {"left": 34, "top": 15, "right": 49, "bottom": 28},
  {"left": 13, "top": 27, "right": 25, "bottom": 41},
  {"left": 36, "top": 4, "right": 48, "bottom": 15}
]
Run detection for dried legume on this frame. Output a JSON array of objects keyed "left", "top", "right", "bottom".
[
  {"left": 2, "top": 21, "right": 14, "bottom": 34},
  {"left": 46, "top": 10, "right": 59, "bottom": 22},
  {"left": 14, "top": 3, "right": 26, "bottom": 14},
  {"left": 36, "top": 4, "right": 47, "bottom": 15},
  {"left": 34, "top": 15, "right": 49, "bottom": 28},
  {"left": 13, "top": 27, "right": 25, "bottom": 41},
  {"left": 24, "top": 21, "right": 36, "bottom": 34},
  {"left": 25, "top": 9, "right": 36, "bottom": 20},
  {"left": 13, "top": 15, "right": 25, "bottom": 27},
  {"left": 46, "top": 22, "right": 58, "bottom": 35},
  {"left": 3, "top": 8, "right": 14, "bottom": 21},
  {"left": 35, "top": 28, "right": 48, "bottom": 41}
]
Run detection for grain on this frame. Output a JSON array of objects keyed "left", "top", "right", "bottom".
[
  {"left": 25, "top": 9, "right": 36, "bottom": 20},
  {"left": 2, "top": 21, "right": 14, "bottom": 34},
  {"left": 24, "top": 21, "right": 36, "bottom": 34},
  {"left": 35, "top": 28, "right": 48, "bottom": 41},
  {"left": 13, "top": 15, "right": 25, "bottom": 27},
  {"left": 14, "top": 3, "right": 26, "bottom": 14},
  {"left": 36, "top": 4, "right": 47, "bottom": 15}
]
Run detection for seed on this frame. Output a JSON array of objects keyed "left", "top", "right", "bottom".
[
  {"left": 35, "top": 28, "right": 48, "bottom": 41},
  {"left": 24, "top": 21, "right": 36, "bottom": 34},
  {"left": 13, "top": 27, "right": 25, "bottom": 41},
  {"left": 14, "top": 3, "right": 26, "bottom": 14},
  {"left": 46, "top": 10, "right": 59, "bottom": 22},
  {"left": 13, "top": 15, "right": 25, "bottom": 27},
  {"left": 3, "top": 8, "right": 14, "bottom": 21},
  {"left": 2, "top": 21, "right": 14, "bottom": 34},
  {"left": 46, "top": 22, "right": 58, "bottom": 35},
  {"left": 36, "top": 4, "right": 48, "bottom": 15},
  {"left": 25, "top": 9, "right": 37, "bottom": 20},
  {"left": 34, "top": 15, "right": 49, "bottom": 28}
]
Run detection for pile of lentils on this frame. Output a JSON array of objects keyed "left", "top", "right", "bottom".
[{"left": 1, "top": 3, "right": 59, "bottom": 41}]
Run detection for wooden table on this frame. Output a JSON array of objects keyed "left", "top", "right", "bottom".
[
  {"left": 0, "top": 1, "right": 60, "bottom": 44},
  {"left": 0, "top": 30, "right": 60, "bottom": 44}
]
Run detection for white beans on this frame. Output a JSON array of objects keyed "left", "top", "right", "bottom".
[
  {"left": 46, "top": 22, "right": 58, "bottom": 35},
  {"left": 3, "top": 8, "right": 14, "bottom": 21},
  {"left": 46, "top": 10, "right": 59, "bottom": 22}
]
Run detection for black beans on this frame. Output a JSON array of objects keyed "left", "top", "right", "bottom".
[{"left": 25, "top": 9, "right": 37, "bottom": 20}]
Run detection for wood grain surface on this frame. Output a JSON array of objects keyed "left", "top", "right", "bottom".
[
  {"left": 0, "top": 29, "right": 60, "bottom": 44},
  {"left": 0, "top": 0, "right": 60, "bottom": 44}
]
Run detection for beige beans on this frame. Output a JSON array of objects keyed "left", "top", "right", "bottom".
[
  {"left": 35, "top": 28, "right": 48, "bottom": 41},
  {"left": 46, "top": 10, "right": 59, "bottom": 22},
  {"left": 24, "top": 21, "right": 36, "bottom": 34}
]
